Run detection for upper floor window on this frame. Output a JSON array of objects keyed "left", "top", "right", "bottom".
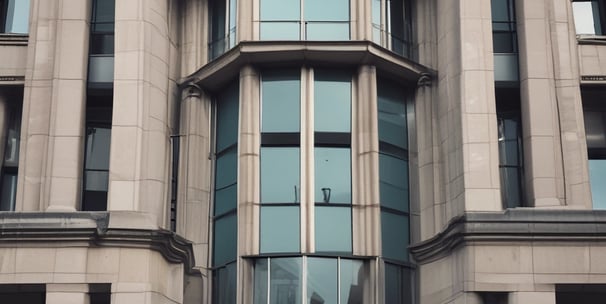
[
  {"left": 573, "top": 0, "right": 606, "bottom": 35},
  {"left": 491, "top": 0, "right": 519, "bottom": 82},
  {"left": 209, "top": 0, "right": 237, "bottom": 60},
  {"left": 259, "top": 0, "right": 350, "bottom": 40},
  {"left": 372, "top": 0, "right": 413, "bottom": 58},
  {"left": 0, "top": 88, "right": 22, "bottom": 211},
  {"left": 0, "top": 0, "right": 29, "bottom": 34},
  {"left": 582, "top": 87, "right": 606, "bottom": 209}
]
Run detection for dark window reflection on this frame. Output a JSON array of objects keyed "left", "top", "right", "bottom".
[
  {"left": 213, "top": 262, "right": 237, "bottom": 304},
  {"left": 307, "top": 258, "right": 337, "bottom": 304},
  {"left": 384, "top": 263, "right": 413, "bottom": 304}
]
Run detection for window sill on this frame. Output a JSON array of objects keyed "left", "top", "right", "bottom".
[
  {"left": 577, "top": 34, "right": 606, "bottom": 45},
  {"left": 0, "top": 33, "right": 28, "bottom": 46}
]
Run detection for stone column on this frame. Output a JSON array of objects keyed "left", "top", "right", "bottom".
[
  {"left": 109, "top": 0, "right": 173, "bottom": 225},
  {"left": 516, "top": 0, "right": 566, "bottom": 207},
  {"left": 181, "top": 0, "right": 206, "bottom": 76},
  {"left": 45, "top": 0, "right": 91, "bottom": 211},
  {"left": 238, "top": 65, "right": 260, "bottom": 304},
  {"left": 352, "top": 65, "right": 380, "bottom": 256},
  {"left": 45, "top": 284, "right": 90, "bottom": 304}
]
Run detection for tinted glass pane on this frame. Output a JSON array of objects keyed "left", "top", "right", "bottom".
[
  {"left": 254, "top": 259, "right": 269, "bottom": 304},
  {"left": 93, "top": 0, "right": 115, "bottom": 24},
  {"left": 261, "top": 148, "right": 300, "bottom": 203},
  {"left": 217, "top": 84, "right": 239, "bottom": 152},
  {"left": 389, "top": 0, "right": 405, "bottom": 39},
  {"left": 378, "top": 81, "right": 407, "bottom": 149},
  {"left": 494, "top": 53, "right": 519, "bottom": 82},
  {"left": 4, "top": 0, "right": 30, "bottom": 33},
  {"left": 314, "top": 148, "right": 351, "bottom": 204},
  {"left": 307, "top": 258, "right": 337, "bottom": 304},
  {"left": 211, "top": 0, "right": 227, "bottom": 43},
  {"left": 213, "top": 213, "right": 237, "bottom": 266},
  {"left": 500, "top": 166, "right": 521, "bottom": 208},
  {"left": 260, "top": 206, "right": 300, "bottom": 253},
  {"left": 0, "top": 173, "right": 17, "bottom": 211},
  {"left": 315, "top": 206, "right": 352, "bottom": 252},
  {"left": 381, "top": 211, "right": 409, "bottom": 261},
  {"left": 305, "top": 0, "right": 349, "bottom": 21},
  {"left": 270, "top": 258, "right": 302, "bottom": 304},
  {"left": 85, "top": 127, "right": 111, "bottom": 170},
  {"left": 85, "top": 170, "right": 109, "bottom": 191},
  {"left": 341, "top": 259, "right": 366, "bottom": 303},
  {"left": 90, "top": 33, "right": 115, "bottom": 55},
  {"left": 88, "top": 56, "right": 114, "bottom": 83},
  {"left": 314, "top": 71, "right": 351, "bottom": 132},
  {"left": 497, "top": 116, "right": 521, "bottom": 166},
  {"left": 213, "top": 262, "right": 237, "bottom": 304},
  {"left": 215, "top": 184, "right": 237, "bottom": 216},
  {"left": 573, "top": 1, "right": 602, "bottom": 35},
  {"left": 590, "top": 159, "right": 606, "bottom": 209},
  {"left": 379, "top": 154, "right": 408, "bottom": 212},
  {"left": 260, "top": 0, "right": 300, "bottom": 20},
  {"left": 585, "top": 111, "right": 606, "bottom": 149},
  {"left": 260, "top": 22, "right": 300, "bottom": 40},
  {"left": 262, "top": 71, "right": 300, "bottom": 132},
  {"left": 384, "top": 263, "right": 413, "bottom": 304},
  {"left": 306, "top": 22, "right": 350, "bottom": 40},
  {"left": 491, "top": 0, "right": 514, "bottom": 23},
  {"left": 215, "top": 149, "right": 237, "bottom": 189},
  {"left": 3, "top": 107, "right": 21, "bottom": 167},
  {"left": 493, "top": 32, "right": 516, "bottom": 53}
]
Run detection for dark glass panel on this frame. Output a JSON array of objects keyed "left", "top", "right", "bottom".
[
  {"left": 213, "top": 213, "right": 237, "bottom": 266},
  {"left": 214, "top": 184, "right": 237, "bottom": 216},
  {"left": 216, "top": 83, "right": 239, "bottom": 152},
  {"left": 378, "top": 80, "right": 407, "bottom": 149},
  {"left": 215, "top": 148, "right": 237, "bottom": 190},
  {"left": 381, "top": 211, "right": 409, "bottom": 261},
  {"left": 379, "top": 154, "right": 409, "bottom": 212},
  {"left": 213, "top": 262, "right": 237, "bottom": 304}
]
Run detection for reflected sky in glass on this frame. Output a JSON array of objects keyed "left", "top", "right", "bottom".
[
  {"left": 262, "top": 72, "right": 300, "bottom": 132},
  {"left": 379, "top": 154, "right": 408, "bottom": 212},
  {"left": 261, "top": 148, "right": 300, "bottom": 203},
  {"left": 307, "top": 258, "right": 337, "bottom": 304},
  {"left": 381, "top": 211, "right": 409, "bottom": 262},
  {"left": 590, "top": 160, "right": 606, "bottom": 209},
  {"left": 260, "top": 207, "right": 300, "bottom": 253},
  {"left": 314, "top": 71, "right": 351, "bottom": 132},
  {"left": 305, "top": 0, "right": 349, "bottom": 21},
  {"left": 270, "top": 258, "right": 302, "bottom": 304},
  {"left": 261, "top": 0, "right": 300, "bottom": 20},
  {"left": 315, "top": 207, "right": 352, "bottom": 252},
  {"left": 213, "top": 213, "right": 237, "bottom": 266},
  {"left": 314, "top": 148, "right": 351, "bottom": 203}
]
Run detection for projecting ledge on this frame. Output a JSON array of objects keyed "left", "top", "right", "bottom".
[
  {"left": 409, "top": 209, "right": 606, "bottom": 264},
  {"left": 179, "top": 40, "right": 436, "bottom": 91},
  {"left": 0, "top": 211, "right": 199, "bottom": 274}
]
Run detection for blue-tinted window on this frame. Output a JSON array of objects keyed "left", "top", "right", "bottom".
[
  {"left": 262, "top": 71, "right": 300, "bottom": 133},
  {"left": 379, "top": 154, "right": 409, "bottom": 212},
  {"left": 314, "top": 71, "right": 351, "bottom": 133},
  {"left": 213, "top": 262, "right": 237, "bottom": 304},
  {"left": 381, "top": 211, "right": 409, "bottom": 261},
  {"left": 260, "top": 0, "right": 350, "bottom": 40},
  {"left": 254, "top": 257, "right": 368, "bottom": 304},
  {"left": 583, "top": 87, "right": 606, "bottom": 210},
  {"left": 590, "top": 160, "right": 606, "bottom": 209},
  {"left": 384, "top": 263, "right": 413, "bottom": 304},
  {"left": 217, "top": 85, "right": 239, "bottom": 152},
  {"left": 261, "top": 148, "right": 300, "bottom": 203},
  {"left": 260, "top": 206, "right": 300, "bottom": 253},
  {"left": 314, "top": 148, "right": 351, "bottom": 204},
  {"left": 2, "top": 0, "right": 30, "bottom": 33},
  {"left": 213, "top": 213, "right": 237, "bottom": 266},
  {"left": 315, "top": 206, "right": 351, "bottom": 252}
]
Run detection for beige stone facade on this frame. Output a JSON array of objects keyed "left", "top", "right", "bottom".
[{"left": 0, "top": 0, "right": 605, "bottom": 303}]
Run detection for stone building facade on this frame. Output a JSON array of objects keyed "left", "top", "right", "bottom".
[{"left": 0, "top": 0, "right": 605, "bottom": 303}]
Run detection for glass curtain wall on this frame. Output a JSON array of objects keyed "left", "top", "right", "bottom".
[
  {"left": 83, "top": 0, "right": 114, "bottom": 211},
  {"left": 259, "top": 0, "right": 350, "bottom": 40},
  {"left": 212, "top": 81, "right": 239, "bottom": 304}
]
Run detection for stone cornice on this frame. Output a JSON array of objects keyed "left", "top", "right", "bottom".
[
  {"left": 0, "top": 212, "right": 199, "bottom": 275},
  {"left": 179, "top": 40, "right": 436, "bottom": 91},
  {"left": 410, "top": 209, "right": 606, "bottom": 264}
]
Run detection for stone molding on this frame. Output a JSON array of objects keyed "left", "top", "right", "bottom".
[
  {"left": 410, "top": 209, "right": 606, "bottom": 264},
  {"left": 0, "top": 212, "right": 199, "bottom": 274}
]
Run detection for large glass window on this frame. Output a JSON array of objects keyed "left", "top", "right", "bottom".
[
  {"left": 0, "top": 89, "right": 22, "bottom": 211},
  {"left": 259, "top": 0, "right": 350, "bottom": 40},
  {"left": 213, "top": 81, "right": 239, "bottom": 304},
  {"left": 88, "top": 0, "right": 114, "bottom": 85},
  {"left": 372, "top": 0, "right": 413, "bottom": 58},
  {"left": 0, "top": 0, "right": 29, "bottom": 34},
  {"left": 573, "top": 0, "right": 606, "bottom": 35},
  {"left": 253, "top": 257, "right": 368, "bottom": 304},
  {"left": 209, "top": 0, "right": 237, "bottom": 60},
  {"left": 496, "top": 87, "right": 524, "bottom": 208},
  {"left": 582, "top": 87, "right": 606, "bottom": 209}
]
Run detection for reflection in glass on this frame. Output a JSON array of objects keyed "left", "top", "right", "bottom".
[
  {"left": 315, "top": 207, "right": 352, "bottom": 252},
  {"left": 340, "top": 259, "right": 366, "bottom": 304},
  {"left": 88, "top": 56, "right": 115, "bottom": 83},
  {"left": 213, "top": 213, "right": 237, "bottom": 266},
  {"left": 305, "top": 0, "right": 348, "bottom": 21},
  {"left": 307, "top": 258, "right": 337, "bottom": 304},
  {"left": 573, "top": 1, "right": 603, "bottom": 35},
  {"left": 590, "top": 160, "right": 606, "bottom": 209},
  {"left": 585, "top": 111, "right": 606, "bottom": 148},
  {"left": 3, "top": 0, "right": 30, "bottom": 33},
  {"left": 270, "top": 258, "right": 302, "bottom": 304},
  {"left": 0, "top": 173, "right": 17, "bottom": 211},
  {"left": 378, "top": 81, "right": 407, "bottom": 149},
  {"left": 260, "top": 22, "right": 300, "bottom": 40},
  {"left": 262, "top": 71, "right": 301, "bottom": 132},
  {"left": 384, "top": 263, "right": 413, "bottom": 304},
  {"left": 217, "top": 85, "right": 240, "bottom": 152},
  {"left": 215, "top": 148, "right": 238, "bottom": 189},
  {"left": 254, "top": 259, "right": 269, "bottom": 304},
  {"left": 497, "top": 109, "right": 523, "bottom": 208},
  {"left": 214, "top": 184, "right": 237, "bottom": 217},
  {"left": 260, "top": 206, "right": 300, "bottom": 253},
  {"left": 306, "top": 22, "right": 350, "bottom": 40},
  {"left": 381, "top": 211, "right": 409, "bottom": 261},
  {"left": 261, "top": 148, "right": 300, "bottom": 203},
  {"left": 314, "top": 148, "right": 351, "bottom": 203},
  {"left": 314, "top": 71, "right": 351, "bottom": 133},
  {"left": 379, "top": 154, "right": 408, "bottom": 212},
  {"left": 260, "top": 0, "right": 300, "bottom": 20},
  {"left": 213, "top": 262, "right": 237, "bottom": 304}
]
